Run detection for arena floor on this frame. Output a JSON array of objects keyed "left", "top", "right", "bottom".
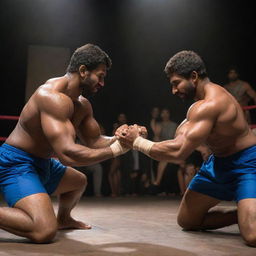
[{"left": 0, "top": 196, "right": 254, "bottom": 256}]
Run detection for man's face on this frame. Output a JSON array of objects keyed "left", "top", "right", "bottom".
[
  {"left": 161, "top": 109, "right": 170, "bottom": 121},
  {"left": 80, "top": 64, "right": 107, "bottom": 97},
  {"left": 151, "top": 107, "right": 160, "bottom": 119},
  {"left": 228, "top": 69, "right": 238, "bottom": 82},
  {"left": 169, "top": 74, "right": 196, "bottom": 100},
  {"left": 118, "top": 113, "right": 127, "bottom": 124}
]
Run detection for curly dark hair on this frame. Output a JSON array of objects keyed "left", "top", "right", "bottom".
[
  {"left": 67, "top": 44, "right": 112, "bottom": 73},
  {"left": 164, "top": 50, "right": 207, "bottom": 79}
]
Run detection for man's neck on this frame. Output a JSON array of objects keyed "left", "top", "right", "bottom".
[
  {"left": 195, "top": 77, "right": 210, "bottom": 100},
  {"left": 64, "top": 73, "right": 81, "bottom": 101}
]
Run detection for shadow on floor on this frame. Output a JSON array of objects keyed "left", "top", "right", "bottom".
[{"left": 0, "top": 231, "right": 197, "bottom": 256}]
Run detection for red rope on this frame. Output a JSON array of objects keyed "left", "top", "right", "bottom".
[
  {"left": 242, "top": 105, "right": 256, "bottom": 110},
  {"left": 0, "top": 109, "right": 255, "bottom": 142},
  {"left": 0, "top": 115, "right": 19, "bottom": 120}
]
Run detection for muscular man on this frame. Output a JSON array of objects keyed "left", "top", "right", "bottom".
[
  {"left": 0, "top": 44, "right": 130, "bottom": 243},
  {"left": 224, "top": 67, "right": 256, "bottom": 123},
  {"left": 117, "top": 51, "right": 256, "bottom": 246},
  {"left": 224, "top": 67, "right": 256, "bottom": 107}
]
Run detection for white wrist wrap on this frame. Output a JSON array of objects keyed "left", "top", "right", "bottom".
[
  {"left": 133, "top": 136, "right": 154, "bottom": 156},
  {"left": 110, "top": 140, "right": 129, "bottom": 157}
]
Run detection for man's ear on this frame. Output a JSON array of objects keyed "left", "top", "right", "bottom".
[
  {"left": 79, "top": 65, "right": 89, "bottom": 78},
  {"left": 191, "top": 71, "right": 199, "bottom": 83}
]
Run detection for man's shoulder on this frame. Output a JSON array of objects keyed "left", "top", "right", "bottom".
[
  {"left": 36, "top": 86, "right": 71, "bottom": 104},
  {"left": 75, "top": 96, "right": 93, "bottom": 115},
  {"left": 34, "top": 86, "right": 74, "bottom": 117},
  {"left": 77, "top": 96, "right": 91, "bottom": 107},
  {"left": 188, "top": 98, "right": 221, "bottom": 122},
  {"left": 239, "top": 80, "right": 252, "bottom": 89}
]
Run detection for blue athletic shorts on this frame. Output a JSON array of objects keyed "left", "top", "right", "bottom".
[
  {"left": 0, "top": 143, "right": 67, "bottom": 207},
  {"left": 188, "top": 145, "right": 256, "bottom": 202}
]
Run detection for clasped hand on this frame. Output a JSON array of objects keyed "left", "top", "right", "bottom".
[{"left": 115, "top": 124, "right": 147, "bottom": 148}]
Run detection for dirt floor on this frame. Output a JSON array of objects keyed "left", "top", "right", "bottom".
[{"left": 0, "top": 196, "right": 255, "bottom": 256}]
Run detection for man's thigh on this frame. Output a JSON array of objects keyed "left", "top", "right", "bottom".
[
  {"left": 14, "top": 193, "right": 57, "bottom": 229},
  {"left": 178, "top": 189, "right": 220, "bottom": 228}
]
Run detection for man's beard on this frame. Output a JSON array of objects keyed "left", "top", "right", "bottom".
[
  {"left": 81, "top": 86, "right": 95, "bottom": 97},
  {"left": 80, "top": 77, "right": 97, "bottom": 97},
  {"left": 183, "top": 82, "right": 196, "bottom": 100}
]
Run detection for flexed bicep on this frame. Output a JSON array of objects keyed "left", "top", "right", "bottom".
[
  {"left": 150, "top": 101, "right": 217, "bottom": 162},
  {"left": 38, "top": 91, "right": 77, "bottom": 156},
  {"left": 177, "top": 117, "right": 214, "bottom": 159},
  {"left": 78, "top": 99, "right": 115, "bottom": 148},
  {"left": 41, "top": 111, "right": 76, "bottom": 153},
  {"left": 36, "top": 90, "right": 121, "bottom": 166}
]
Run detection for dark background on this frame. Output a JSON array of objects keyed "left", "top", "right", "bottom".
[{"left": 0, "top": 0, "right": 255, "bottom": 136}]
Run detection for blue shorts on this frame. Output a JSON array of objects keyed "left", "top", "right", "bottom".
[
  {"left": 188, "top": 145, "right": 256, "bottom": 202},
  {"left": 0, "top": 143, "right": 67, "bottom": 207}
]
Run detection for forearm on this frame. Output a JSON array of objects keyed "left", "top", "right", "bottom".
[
  {"left": 87, "top": 135, "right": 116, "bottom": 149},
  {"left": 58, "top": 144, "right": 114, "bottom": 166},
  {"left": 133, "top": 137, "right": 184, "bottom": 163},
  {"left": 150, "top": 141, "right": 181, "bottom": 162},
  {"left": 57, "top": 138, "right": 127, "bottom": 166}
]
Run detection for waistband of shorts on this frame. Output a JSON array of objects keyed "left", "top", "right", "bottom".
[
  {"left": 214, "top": 145, "right": 256, "bottom": 160},
  {"left": 1, "top": 143, "right": 49, "bottom": 162}
]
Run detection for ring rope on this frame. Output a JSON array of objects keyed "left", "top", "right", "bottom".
[
  {"left": 0, "top": 115, "right": 19, "bottom": 120},
  {"left": 0, "top": 106, "right": 256, "bottom": 141}
]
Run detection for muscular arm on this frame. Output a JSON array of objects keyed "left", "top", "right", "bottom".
[
  {"left": 39, "top": 92, "right": 114, "bottom": 166},
  {"left": 121, "top": 102, "right": 217, "bottom": 163},
  {"left": 78, "top": 117, "right": 116, "bottom": 148},
  {"left": 150, "top": 103, "right": 216, "bottom": 161},
  {"left": 244, "top": 82, "right": 256, "bottom": 104},
  {"left": 78, "top": 99, "right": 116, "bottom": 148}
]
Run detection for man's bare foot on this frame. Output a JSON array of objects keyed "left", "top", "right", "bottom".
[{"left": 58, "top": 217, "right": 91, "bottom": 230}]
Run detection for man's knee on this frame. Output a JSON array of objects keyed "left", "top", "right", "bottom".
[
  {"left": 75, "top": 171, "right": 88, "bottom": 189},
  {"left": 81, "top": 172, "right": 88, "bottom": 185},
  {"left": 243, "top": 233, "right": 256, "bottom": 247},
  {"left": 30, "top": 224, "right": 57, "bottom": 244},
  {"left": 177, "top": 213, "right": 201, "bottom": 230}
]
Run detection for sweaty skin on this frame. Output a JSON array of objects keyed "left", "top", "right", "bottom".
[
  {"left": 6, "top": 69, "right": 115, "bottom": 166},
  {"left": 117, "top": 70, "right": 256, "bottom": 247},
  {"left": 0, "top": 63, "right": 121, "bottom": 242},
  {"left": 118, "top": 76, "right": 256, "bottom": 160}
]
